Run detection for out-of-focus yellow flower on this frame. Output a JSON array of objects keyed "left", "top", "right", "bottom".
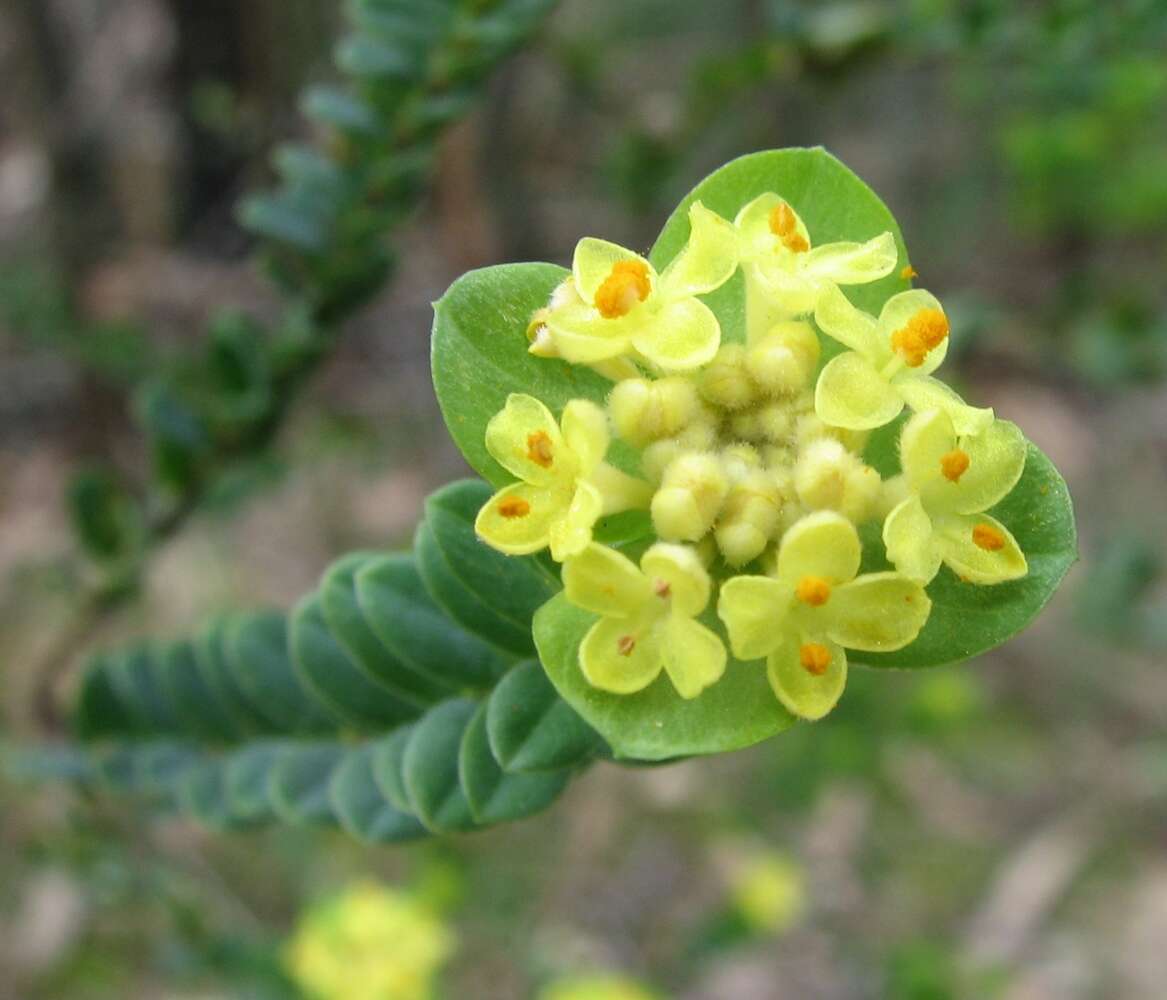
[
  {"left": 539, "top": 973, "right": 663, "bottom": 1000},
  {"left": 563, "top": 542, "right": 726, "bottom": 699},
  {"left": 717, "top": 511, "right": 931, "bottom": 720},
  {"left": 285, "top": 882, "right": 455, "bottom": 1000},
  {"left": 729, "top": 849, "right": 806, "bottom": 934},
  {"left": 734, "top": 193, "right": 898, "bottom": 321},
  {"left": 883, "top": 408, "right": 1028, "bottom": 584},
  {"left": 813, "top": 283, "right": 993, "bottom": 433},
  {"left": 475, "top": 393, "right": 651, "bottom": 561},
  {"left": 535, "top": 203, "right": 738, "bottom": 372}
]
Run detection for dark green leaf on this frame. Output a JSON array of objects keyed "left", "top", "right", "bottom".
[
  {"left": 300, "top": 85, "right": 381, "bottom": 137},
  {"left": 155, "top": 640, "right": 242, "bottom": 743},
  {"left": 329, "top": 744, "right": 428, "bottom": 843},
  {"left": 402, "top": 699, "right": 480, "bottom": 833},
  {"left": 355, "top": 555, "right": 513, "bottom": 692},
  {"left": 268, "top": 744, "right": 344, "bottom": 828},
  {"left": 370, "top": 726, "right": 417, "bottom": 814},
  {"left": 486, "top": 660, "right": 605, "bottom": 772},
  {"left": 194, "top": 617, "right": 275, "bottom": 736},
  {"left": 132, "top": 742, "right": 200, "bottom": 805},
  {"left": 74, "top": 655, "right": 137, "bottom": 741},
  {"left": 319, "top": 553, "right": 451, "bottom": 704},
  {"left": 289, "top": 595, "right": 419, "bottom": 730},
  {"left": 180, "top": 758, "right": 258, "bottom": 832},
  {"left": 534, "top": 595, "right": 796, "bottom": 761},
  {"left": 224, "top": 742, "right": 287, "bottom": 824},
  {"left": 458, "top": 703, "right": 569, "bottom": 825},
  {"left": 106, "top": 645, "right": 179, "bottom": 738}
]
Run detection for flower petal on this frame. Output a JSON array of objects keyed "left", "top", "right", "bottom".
[
  {"left": 631, "top": 297, "right": 721, "bottom": 371},
  {"left": 484, "top": 393, "right": 567, "bottom": 486},
  {"left": 750, "top": 263, "right": 820, "bottom": 316},
  {"left": 561, "top": 399, "right": 610, "bottom": 474},
  {"left": 579, "top": 614, "right": 662, "bottom": 694},
  {"left": 882, "top": 495, "right": 942, "bottom": 584},
  {"left": 658, "top": 202, "right": 739, "bottom": 298},
  {"left": 734, "top": 193, "right": 801, "bottom": 255},
  {"left": 545, "top": 304, "right": 635, "bottom": 364},
  {"left": 934, "top": 513, "right": 1028, "bottom": 585},
  {"left": 900, "top": 408, "right": 957, "bottom": 492},
  {"left": 661, "top": 615, "right": 727, "bottom": 699},
  {"left": 548, "top": 480, "right": 603, "bottom": 562},
  {"left": 815, "top": 351, "right": 905, "bottom": 431},
  {"left": 948, "top": 419, "right": 1028, "bottom": 515},
  {"left": 717, "top": 575, "right": 790, "bottom": 661},
  {"left": 803, "top": 231, "right": 897, "bottom": 285},
  {"left": 640, "top": 543, "right": 711, "bottom": 618},
  {"left": 776, "top": 510, "right": 862, "bottom": 586},
  {"left": 814, "top": 283, "right": 885, "bottom": 359},
  {"left": 879, "top": 289, "right": 949, "bottom": 375},
  {"left": 475, "top": 482, "right": 562, "bottom": 555},
  {"left": 767, "top": 633, "right": 847, "bottom": 721},
  {"left": 573, "top": 238, "right": 656, "bottom": 303},
  {"left": 894, "top": 375, "right": 995, "bottom": 436},
  {"left": 563, "top": 543, "right": 652, "bottom": 617},
  {"left": 826, "top": 572, "right": 932, "bottom": 651}
]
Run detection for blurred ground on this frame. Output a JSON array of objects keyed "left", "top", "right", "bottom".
[{"left": 1, "top": 1, "right": 1166, "bottom": 998}]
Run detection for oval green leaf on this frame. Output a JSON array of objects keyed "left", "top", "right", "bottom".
[
  {"left": 156, "top": 640, "right": 243, "bottom": 743},
  {"left": 268, "top": 743, "right": 344, "bottom": 828},
  {"left": 402, "top": 699, "right": 481, "bottom": 834},
  {"left": 329, "top": 744, "right": 428, "bottom": 844},
  {"left": 371, "top": 726, "right": 417, "bottom": 815},
  {"left": 486, "top": 660, "right": 605, "bottom": 772}
]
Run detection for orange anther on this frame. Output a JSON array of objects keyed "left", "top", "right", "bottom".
[
  {"left": 972, "top": 523, "right": 1005, "bottom": 551},
  {"left": 795, "top": 575, "right": 832, "bottom": 607},
  {"left": 891, "top": 307, "right": 949, "bottom": 367},
  {"left": 940, "top": 449, "right": 970, "bottom": 482},
  {"left": 498, "top": 497, "right": 531, "bottom": 519},
  {"left": 768, "top": 201, "right": 809, "bottom": 252},
  {"left": 900, "top": 265, "right": 918, "bottom": 280},
  {"left": 526, "top": 430, "right": 554, "bottom": 468},
  {"left": 594, "top": 260, "right": 651, "bottom": 319},
  {"left": 617, "top": 635, "right": 637, "bottom": 656},
  {"left": 799, "top": 642, "right": 831, "bottom": 676}
]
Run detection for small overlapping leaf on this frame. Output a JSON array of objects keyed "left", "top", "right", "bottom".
[
  {"left": 268, "top": 743, "right": 344, "bottom": 828},
  {"left": 329, "top": 744, "right": 428, "bottom": 844},
  {"left": 402, "top": 699, "right": 481, "bottom": 834}
]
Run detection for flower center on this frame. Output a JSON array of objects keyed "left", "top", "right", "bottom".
[
  {"left": 768, "top": 202, "right": 809, "bottom": 253},
  {"left": 799, "top": 642, "right": 831, "bottom": 675},
  {"left": 653, "top": 578, "right": 671, "bottom": 599},
  {"left": 972, "top": 523, "right": 1005, "bottom": 551},
  {"left": 617, "top": 634, "right": 637, "bottom": 657},
  {"left": 890, "top": 307, "right": 949, "bottom": 367},
  {"left": 900, "top": 264, "right": 918, "bottom": 280},
  {"left": 497, "top": 497, "right": 531, "bottom": 519},
  {"left": 526, "top": 430, "right": 555, "bottom": 468},
  {"left": 940, "top": 449, "right": 970, "bottom": 482},
  {"left": 795, "top": 575, "right": 832, "bottom": 606},
  {"left": 594, "top": 260, "right": 651, "bottom": 319}
]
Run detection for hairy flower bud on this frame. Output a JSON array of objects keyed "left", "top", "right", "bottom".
[
  {"left": 651, "top": 452, "right": 730, "bottom": 541},
  {"left": 745, "top": 321, "right": 821, "bottom": 396},
  {"left": 794, "top": 438, "right": 881, "bottom": 523},
  {"left": 609, "top": 377, "right": 701, "bottom": 447},
  {"left": 715, "top": 470, "right": 784, "bottom": 567},
  {"left": 698, "top": 344, "right": 755, "bottom": 411}
]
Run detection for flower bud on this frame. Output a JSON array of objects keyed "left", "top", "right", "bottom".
[
  {"left": 794, "top": 438, "right": 881, "bottom": 523},
  {"left": 715, "top": 470, "right": 784, "bottom": 567},
  {"left": 651, "top": 452, "right": 730, "bottom": 541},
  {"left": 745, "top": 322, "right": 821, "bottom": 396},
  {"left": 609, "top": 377, "right": 701, "bottom": 447},
  {"left": 795, "top": 413, "right": 869, "bottom": 454},
  {"left": 640, "top": 422, "right": 718, "bottom": 485},
  {"left": 721, "top": 442, "right": 762, "bottom": 481},
  {"left": 699, "top": 345, "right": 755, "bottom": 411}
]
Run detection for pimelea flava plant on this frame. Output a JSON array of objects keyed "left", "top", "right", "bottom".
[{"left": 57, "top": 149, "right": 1074, "bottom": 839}]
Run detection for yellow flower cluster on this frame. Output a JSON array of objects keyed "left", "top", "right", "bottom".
[
  {"left": 476, "top": 195, "right": 1029, "bottom": 721},
  {"left": 285, "top": 881, "right": 455, "bottom": 1000}
]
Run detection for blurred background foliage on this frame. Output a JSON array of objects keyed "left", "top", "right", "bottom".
[{"left": 1, "top": 0, "right": 1165, "bottom": 997}]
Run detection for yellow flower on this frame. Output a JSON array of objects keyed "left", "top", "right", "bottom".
[
  {"left": 537, "top": 202, "right": 738, "bottom": 371},
  {"left": 717, "top": 511, "right": 931, "bottom": 720},
  {"left": 812, "top": 282, "right": 994, "bottom": 433},
  {"left": 475, "top": 394, "right": 650, "bottom": 561},
  {"left": 285, "top": 881, "right": 455, "bottom": 1000},
  {"left": 883, "top": 408, "right": 1028, "bottom": 584},
  {"left": 734, "top": 193, "right": 898, "bottom": 320},
  {"left": 563, "top": 542, "right": 726, "bottom": 699},
  {"left": 539, "top": 974, "right": 662, "bottom": 1000},
  {"left": 728, "top": 849, "right": 805, "bottom": 934}
]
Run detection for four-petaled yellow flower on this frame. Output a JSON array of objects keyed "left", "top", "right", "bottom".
[
  {"left": 813, "top": 282, "right": 993, "bottom": 433},
  {"left": 563, "top": 542, "right": 727, "bottom": 699},
  {"left": 734, "top": 193, "right": 898, "bottom": 320},
  {"left": 536, "top": 202, "right": 739, "bottom": 372},
  {"left": 717, "top": 511, "right": 931, "bottom": 719},
  {"left": 883, "top": 408, "right": 1029, "bottom": 584},
  {"left": 475, "top": 394, "right": 649, "bottom": 561}
]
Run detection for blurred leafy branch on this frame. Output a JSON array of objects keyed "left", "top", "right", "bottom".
[{"left": 25, "top": 0, "right": 560, "bottom": 730}]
